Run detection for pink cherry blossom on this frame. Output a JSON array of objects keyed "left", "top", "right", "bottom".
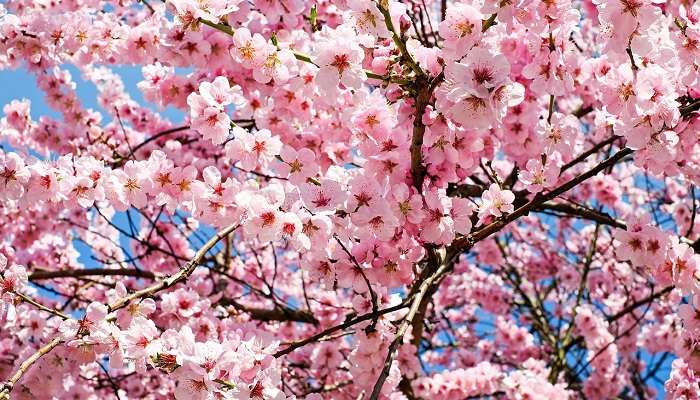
[
  {"left": 275, "top": 146, "right": 318, "bottom": 185},
  {"left": 299, "top": 178, "right": 347, "bottom": 213},
  {"left": 225, "top": 127, "right": 282, "bottom": 170},
  {"left": 445, "top": 48, "right": 511, "bottom": 99},
  {"left": 421, "top": 188, "right": 455, "bottom": 244},
  {"left": 0, "top": 150, "right": 30, "bottom": 200},
  {"left": 478, "top": 183, "right": 515, "bottom": 221},
  {"left": 314, "top": 25, "right": 366, "bottom": 95},
  {"left": 108, "top": 160, "right": 153, "bottom": 210},
  {"left": 519, "top": 156, "right": 560, "bottom": 193},
  {"left": 390, "top": 183, "right": 425, "bottom": 225},
  {"left": 438, "top": 3, "right": 483, "bottom": 58},
  {"left": 230, "top": 28, "right": 268, "bottom": 69}
]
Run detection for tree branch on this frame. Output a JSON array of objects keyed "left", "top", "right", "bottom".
[
  {"left": 219, "top": 298, "right": 319, "bottom": 324},
  {"left": 448, "top": 148, "right": 633, "bottom": 258},
  {"left": 368, "top": 262, "right": 451, "bottom": 399},
  {"left": 107, "top": 223, "right": 239, "bottom": 313},
  {"left": 29, "top": 268, "right": 157, "bottom": 281},
  {"left": 0, "top": 337, "right": 63, "bottom": 400},
  {"left": 274, "top": 301, "right": 410, "bottom": 358}
]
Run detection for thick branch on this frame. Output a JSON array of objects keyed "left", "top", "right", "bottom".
[
  {"left": 410, "top": 80, "right": 432, "bottom": 190},
  {"left": 448, "top": 148, "right": 633, "bottom": 258},
  {"left": 220, "top": 298, "right": 318, "bottom": 324},
  {"left": 368, "top": 262, "right": 451, "bottom": 400},
  {"left": 0, "top": 337, "right": 62, "bottom": 399},
  {"left": 29, "top": 268, "right": 157, "bottom": 281}
]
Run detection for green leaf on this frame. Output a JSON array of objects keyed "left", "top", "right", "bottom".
[{"left": 310, "top": 4, "right": 318, "bottom": 32}]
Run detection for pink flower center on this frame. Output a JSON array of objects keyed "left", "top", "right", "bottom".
[
  {"left": 0, "top": 277, "right": 16, "bottom": 293},
  {"left": 260, "top": 211, "right": 276, "bottom": 226},
  {"left": 1, "top": 169, "right": 16, "bottom": 183},
  {"left": 189, "top": 378, "right": 208, "bottom": 392},
  {"left": 354, "top": 192, "right": 372, "bottom": 208},
  {"left": 178, "top": 298, "right": 192, "bottom": 310},
  {"left": 124, "top": 178, "right": 141, "bottom": 191},
  {"left": 312, "top": 193, "right": 331, "bottom": 208},
  {"left": 282, "top": 223, "right": 296, "bottom": 236},
  {"left": 288, "top": 159, "right": 303, "bottom": 173},
  {"left": 249, "top": 381, "right": 265, "bottom": 399},
  {"left": 472, "top": 67, "right": 494, "bottom": 85},
  {"left": 253, "top": 140, "right": 267, "bottom": 155},
  {"left": 136, "top": 336, "right": 150, "bottom": 348},
  {"left": 620, "top": 0, "right": 643, "bottom": 16},
  {"left": 40, "top": 175, "right": 52, "bottom": 189},
  {"left": 331, "top": 54, "right": 350, "bottom": 75},
  {"left": 429, "top": 208, "right": 443, "bottom": 222},
  {"left": 206, "top": 113, "right": 220, "bottom": 127},
  {"left": 368, "top": 216, "right": 384, "bottom": 228}
]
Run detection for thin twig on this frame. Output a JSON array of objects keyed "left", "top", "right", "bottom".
[
  {"left": 108, "top": 223, "right": 239, "bottom": 312},
  {"left": 13, "top": 292, "right": 69, "bottom": 320},
  {"left": 274, "top": 302, "right": 410, "bottom": 358}
]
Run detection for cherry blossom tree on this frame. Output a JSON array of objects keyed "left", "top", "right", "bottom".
[{"left": 1, "top": 0, "right": 700, "bottom": 398}]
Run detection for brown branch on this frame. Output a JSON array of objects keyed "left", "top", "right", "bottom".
[
  {"left": 534, "top": 202, "right": 625, "bottom": 229},
  {"left": 446, "top": 183, "right": 485, "bottom": 198},
  {"left": 448, "top": 148, "right": 633, "bottom": 259},
  {"left": 448, "top": 185, "right": 625, "bottom": 231},
  {"left": 607, "top": 286, "right": 673, "bottom": 323},
  {"left": 274, "top": 302, "right": 410, "bottom": 358},
  {"left": 410, "top": 79, "right": 433, "bottom": 190},
  {"left": 680, "top": 98, "right": 700, "bottom": 117},
  {"left": 554, "top": 224, "right": 600, "bottom": 380},
  {"left": 368, "top": 262, "right": 451, "bottom": 400},
  {"left": 29, "top": 268, "right": 157, "bottom": 281},
  {"left": 112, "top": 125, "right": 190, "bottom": 167},
  {"left": 127, "top": 126, "right": 190, "bottom": 157},
  {"left": 0, "top": 337, "right": 63, "bottom": 399},
  {"left": 333, "top": 235, "right": 379, "bottom": 329},
  {"left": 687, "top": 186, "right": 697, "bottom": 238},
  {"left": 560, "top": 135, "right": 621, "bottom": 174},
  {"left": 482, "top": 14, "right": 497, "bottom": 32},
  {"left": 107, "top": 223, "right": 239, "bottom": 313},
  {"left": 220, "top": 298, "right": 318, "bottom": 324},
  {"left": 32, "top": 267, "right": 316, "bottom": 323},
  {"left": 13, "top": 292, "right": 69, "bottom": 320},
  {"left": 138, "top": 0, "right": 155, "bottom": 13},
  {"left": 573, "top": 105, "right": 594, "bottom": 118}
]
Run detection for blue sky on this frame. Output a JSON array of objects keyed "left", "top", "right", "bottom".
[{"left": 0, "top": 64, "right": 184, "bottom": 121}]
